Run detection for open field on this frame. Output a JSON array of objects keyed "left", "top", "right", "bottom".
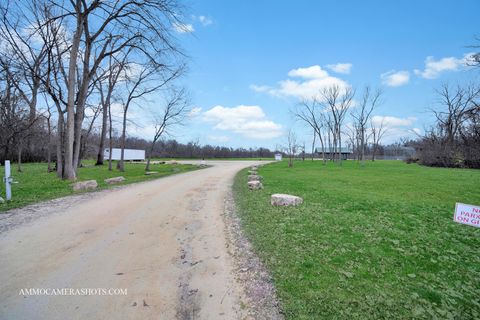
[
  {"left": 0, "top": 161, "right": 199, "bottom": 212},
  {"left": 234, "top": 160, "right": 480, "bottom": 319}
]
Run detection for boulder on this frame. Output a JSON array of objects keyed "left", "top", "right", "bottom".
[
  {"left": 145, "top": 171, "right": 158, "bottom": 175},
  {"left": 104, "top": 176, "right": 125, "bottom": 185},
  {"left": 72, "top": 180, "right": 98, "bottom": 192},
  {"left": 251, "top": 165, "right": 258, "bottom": 171},
  {"left": 247, "top": 175, "right": 262, "bottom": 182},
  {"left": 247, "top": 181, "right": 263, "bottom": 190},
  {"left": 271, "top": 193, "right": 303, "bottom": 206},
  {"left": 248, "top": 170, "right": 257, "bottom": 174}
]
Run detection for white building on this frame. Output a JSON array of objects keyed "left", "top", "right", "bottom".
[{"left": 104, "top": 148, "right": 145, "bottom": 161}]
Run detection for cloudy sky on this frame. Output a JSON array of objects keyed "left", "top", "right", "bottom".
[{"left": 130, "top": 0, "right": 479, "bottom": 148}]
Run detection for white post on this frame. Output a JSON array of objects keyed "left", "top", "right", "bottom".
[{"left": 5, "top": 160, "right": 11, "bottom": 201}]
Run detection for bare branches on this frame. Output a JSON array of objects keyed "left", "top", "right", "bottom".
[{"left": 145, "top": 87, "right": 190, "bottom": 171}]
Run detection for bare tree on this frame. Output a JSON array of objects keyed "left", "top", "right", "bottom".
[
  {"left": 285, "top": 129, "right": 298, "bottom": 168},
  {"left": 370, "top": 118, "right": 387, "bottom": 161},
  {"left": 145, "top": 88, "right": 190, "bottom": 171},
  {"left": 117, "top": 63, "right": 183, "bottom": 172},
  {"left": 1, "top": 0, "right": 188, "bottom": 180},
  {"left": 95, "top": 50, "right": 129, "bottom": 165},
  {"left": 294, "top": 97, "right": 327, "bottom": 164},
  {"left": 352, "top": 86, "right": 382, "bottom": 166},
  {"left": 321, "top": 85, "right": 355, "bottom": 165},
  {"left": 416, "top": 83, "right": 480, "bottom": 167}
]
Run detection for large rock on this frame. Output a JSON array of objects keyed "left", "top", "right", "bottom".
[
  {"left": 271, "top": 194, "right": 303, "bottom": 206},
  {"left": 247, "top": 175, "right": 262, "bottom": 182},
  {"left": 247, "top": 181, "right": 263, "bottom": 190},
  {"left": 72, "top": 180, "right": 98, "bottom": 192},
  {"left": 248, "top": 170, "right": 257, "bottom": 175},
  {"left": 145, "top": 171, "right": 158, "bottom": 175},
  {"left": 104, "top": 176, "right": 125, "bottom": 185},
  {"left": 251, "top": 165, "right": 258, "bottom": 171}
]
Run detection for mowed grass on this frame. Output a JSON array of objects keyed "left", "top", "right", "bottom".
[
  {"left": 233, "top": 160, "right": 480, "bottom": 319},
  {"left": 0, "top": 160, "right": 199, "bottom": 212}
]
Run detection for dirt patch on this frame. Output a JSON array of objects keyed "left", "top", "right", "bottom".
[{"left": 223, "top": 190, "right": 283, "bottom": 320}]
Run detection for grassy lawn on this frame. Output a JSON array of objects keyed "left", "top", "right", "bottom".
[
  {"left": 234, "top": 160, "right": 480, "bottom": 319},
  {"left": 0, "top": 160, "right": 200, "bottom": 212}
]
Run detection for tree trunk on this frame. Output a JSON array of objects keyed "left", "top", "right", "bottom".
[
  {"left": 108, "top": 103, "right": 113, "bottom": 171},
  {"left": 311, "top": 131, "right": 316, "bottom": 161},
  {"left": 96, "top": 101, "right": 109, "bottom": 165},
  {"left": 17, "top": 145, "right": 22, "bottom": 172},
  {"left": 47, "top": 116, "right": 52, "bottom": 173},
  {"left": 117, "top": 109, "right": 127, "bottom": 172},
  {"left": 56, "top": 113, "right": 65, "bottom": 178},
  {"left": 64, "top": 14, "right": 84, "bottom": 180},
  {"left": 145, "top": 143, "right": 156, "bottom": 172}
]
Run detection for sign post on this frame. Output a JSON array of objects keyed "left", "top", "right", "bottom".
[
  {"left": 4, "top": 160, "right": 11, "bottom": 201},
  {"left": 454, "top": 203, "right": 480, "bottom": 228}
]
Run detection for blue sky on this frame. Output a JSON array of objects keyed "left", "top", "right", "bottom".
[{"left": 134, "top": 0, "right": 479, "bottom": 149}]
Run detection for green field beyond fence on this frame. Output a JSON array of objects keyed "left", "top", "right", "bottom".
[{"left": 234, "top": 160, "right": 480, "bottom": 319}]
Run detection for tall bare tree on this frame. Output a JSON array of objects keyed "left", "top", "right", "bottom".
[
  {"left": 321, "top": 85, "right": 355, "bottom": 165},
  {"left": 294, "top": 97, "right": 327, "bottom": 165},
  {"left": 117, "top": 63, "right": 183, "bottom": 172},
  {"left": 352, "top": 86, "right": 382, "bottom": 166},
  {"left": 145, "top": 87, "right": 190, "bottom": 171},
  {"left": 370, "top": 117, "right": 387, "bottom": 161},
  {"left": 1, "top": 0, "right": 187, "bottom": 180}
]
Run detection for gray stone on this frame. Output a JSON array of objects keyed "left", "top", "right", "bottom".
[
  {"left": 72, "top": 180, "right": 98, "bottom": 192},
  {"left": 247, "top": 181, "right": 263, "bottom": 190},
  {"left": 251, "top": 165, "right": 258, "bottom": 171},
  {"left": 271, "top": 193, "right": 303, "bottom": 206},
  {"left": 248, "top": 170, "right": 257, "bottom": 174},
  {"left": 104, "top": 176, "right": 125, "bottom": 185},
  {"left": 145, "top": 171, "right": 158, "bottom": 175},
  {"left": 247, "top": 175, "right": 262, "bottom": 182}
]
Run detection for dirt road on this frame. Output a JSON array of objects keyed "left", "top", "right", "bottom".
[{"left": 0, "top": 161, "right": 267, "bottom": 320}]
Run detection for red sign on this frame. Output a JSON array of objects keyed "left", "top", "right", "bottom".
[{"left": 454, "top": 203, "right": 480, "bottom": 228}]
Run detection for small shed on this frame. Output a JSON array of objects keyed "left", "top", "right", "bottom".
[{"left": 275, "top": 153, "right": 283, "bottom": 161}]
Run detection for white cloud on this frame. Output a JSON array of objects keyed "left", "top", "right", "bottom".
[
  {"left": 372, "top": 115, "right": 417, "bottom": 127},
  {"left": 198, "top": 15, "right": 213, "bottom": 26},
  {"left": 173, "top": 22, "right": 194, "bottom": 33},
  {"left": 208, "top": 135, "right": 230, "bottom": 142},
  {"left": 250, "top": 84, "right": 272, "bottom": 93},
  {"left": 381, "top": 70, "right": 410, "bottom": 87},
  {"left": 188, "top": 107, "right": 202, "bottom": 118},
  {"left": 202, "top": 105, "right": 283, "bottom": 139},
  {"left": 326, "top": 63, "right": 352, "bottom": 74},
  {"left": 288, "top": 65, "right": 329, "bottom": 79},
  {"left": 252, "top": 65, "right": 351, "bottom": 100},
  {"left": 414, "top": 53, "right": 472, "bottom": 79},
  {"left": 369, "top": 115, "right": 419, "bottom": 143}
]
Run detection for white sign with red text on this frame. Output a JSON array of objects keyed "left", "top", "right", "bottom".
[{"left": 454, "top": 203, "right": 480, "bottom": 228}]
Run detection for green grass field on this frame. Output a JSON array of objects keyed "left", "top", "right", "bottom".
[
  {"left": 234, "top": 160, "right": 480, "bottom": 319},
  {"left": 0, "top": 160, "right": 199, "bottom": 212}
]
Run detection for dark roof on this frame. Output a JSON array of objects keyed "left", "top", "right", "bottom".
[{"left": 315, "top": 147, "right": 353, "bottom": 154}]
